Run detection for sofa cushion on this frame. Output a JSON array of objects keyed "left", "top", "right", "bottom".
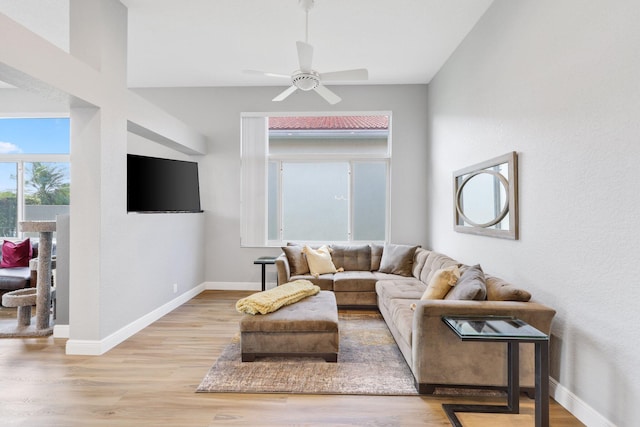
[
  {"left": 370, "top": 244, "right": 383, "bottom": 271},
  {"left": 375, "top": 279, "right": 426, "bottom": 301},
  {"left": 282, "top": 245, "right": 309, "bottom": 276},
  {"left": 239, "top": 290, "right": 338, "bottom": 333},
  {"left": 421, "top": 266, "right": 461, "bottom": 299},
  {"left": 330, "top": 244, "right": 371, "bottom": 271},
  {"left": 1, "top": 239, "right": 32, "bottom": 268},
  {"left": 384, "top": 297, "right": 417, "bottom": 350},
  {"left": 333, "top": 271, "right": 378, "bottom": 292},
  {"left": 302, "top": 245, "right": 338, "bottom": 276},
  {"left": 485, "top": 274, "right": 531, "bottom": 302},
  {"left": 0, "top": 267, "right": 31, "bottom": 291},
  {"left": 445, "top": 264, "right": 487, "bottom": 301},
  {"left": 420, "top": 251, "right": 460, "bottom": 284},
  {"left": 373, "top": 271, "right": 419, "bottom": 282},
  {"left": 412, "top": 248, "right": 429, "bottom": 279},
  {"left": 378, "top": 243, "right": 419, "bottom": 277}
]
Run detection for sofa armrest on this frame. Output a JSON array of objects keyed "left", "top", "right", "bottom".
[
  {"left": 410, "top": 299, "right": 556, "bottom": 388},
  {"left": 275, "top": 254, "right": 290, "bottom": 286},
  {"left": 413, "top": 299, "right": 556, "bottom": 333}
]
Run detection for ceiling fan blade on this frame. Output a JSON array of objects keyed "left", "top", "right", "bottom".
[
  {"left": 296, "top": 41, "right": 314, "bottom": 72},
  {"left": 272, "top": 85, "right": 298, "bottom": 102},
  {"left": 320, "top": 68, "right": 369, "bottom": 81},
  {"left": 243, "top": 69, "right": 290, "bottom": 79},
  {"left": 314, "top": 85, "right": 341, "bottom": 105}
]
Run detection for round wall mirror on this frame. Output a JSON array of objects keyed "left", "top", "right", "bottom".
[{"left": 456, "top": 170, "right": 509, "bottom": 228}]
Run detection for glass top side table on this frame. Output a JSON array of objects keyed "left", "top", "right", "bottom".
[{"left": 441, "top": 316, "right": 550, "bottom": 427}]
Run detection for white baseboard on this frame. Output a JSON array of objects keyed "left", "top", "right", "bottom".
[
  {"left": 204, "top": 281, "right": 277, "bottom": 291},
  {"left": 53, "top": 324, "right": 69, "bottom": 339},
  {"left": 551, "top": 378, "right": 616, "bottom": 427},
  {"left": 65, "top": 283, "right": 207, "bottom": 356}
]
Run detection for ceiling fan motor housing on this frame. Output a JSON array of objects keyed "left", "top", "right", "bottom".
[{"left": 292, "top": 70, "right": 320, "bottom": 91}]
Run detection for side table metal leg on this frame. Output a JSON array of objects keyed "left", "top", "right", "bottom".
[
  {"left": 535, "top": 340, "right": 550, "bottom": 427},
  {"left": 507, "top": 341, "right": 520, "bottom": 413},
  {"left": 261, "top": 264, "right": 266, "bottom": 291},
  {"left": 442, "top": 341, "right": 520, "bottom": 426}
]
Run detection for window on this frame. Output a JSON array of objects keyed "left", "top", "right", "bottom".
[
  {"left": 0, "top": 118, "right": 70, "bottom": 239},
  {"left": 241, "top": 113, "right": 391, "bottom": 247}
]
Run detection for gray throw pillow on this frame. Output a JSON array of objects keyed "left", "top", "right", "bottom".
[
  {"left": 281, "top": 245, "right": 309, "bottom": 276},
  {"left": 445, "top": 264, "right": 487, "bottom": 300},
  {"left": 370, "top": 244, "right": 383, "bottom": 271},
  {"left": 485, "top": 275, "right": 531, "bottom": 301},
  {"left": 378, "top": 243, "right": 419, "bottom": 277}
]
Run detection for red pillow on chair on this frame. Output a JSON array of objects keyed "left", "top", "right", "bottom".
[{"left": 1, "top": 239, "right": 33, "bottom": 268}]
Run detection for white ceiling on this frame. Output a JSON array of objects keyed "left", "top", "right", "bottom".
[{"left": 0, "top": 0, "right": 494, "bottom": 88}]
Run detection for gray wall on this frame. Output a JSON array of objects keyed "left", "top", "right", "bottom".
[
  {"left": 427, "top": 1, "right": 640, "bottom": 425},
  {"left": 134, "top": 85, "right": 429, "bottom": 288}
]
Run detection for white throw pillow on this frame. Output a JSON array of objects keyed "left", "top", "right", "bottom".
[
  {"left": 421, "top": 265, "right": 461, "bottom": 299},
  {"left": 302, "top": 245, "right": 338, "bottom": 277}
]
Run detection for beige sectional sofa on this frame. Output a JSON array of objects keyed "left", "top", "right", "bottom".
[{"left": 275, "top": 243, "right": 556, "bottom": 394}]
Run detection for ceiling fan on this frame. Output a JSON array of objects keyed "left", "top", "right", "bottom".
[{"left": 244, "top": 0, "right": 368, "bottom": 105}]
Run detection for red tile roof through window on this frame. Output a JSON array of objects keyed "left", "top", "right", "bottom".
[{"left": 269, "top": 116, "right": 388, "bottom": 130}]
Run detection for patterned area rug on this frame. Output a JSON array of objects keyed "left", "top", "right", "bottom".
[{"left": 197, "top": 311, "right": 419, "bottom": 395}]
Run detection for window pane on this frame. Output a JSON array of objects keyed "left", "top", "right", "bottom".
[
  {"left": 0, "top": 163, "right": 18, "bottom": 237},
  {"left": 282, "top": 163, "right": 348, "bottom": 241},
  {"left": 23, "top": 162, "right": 70, "bottom": 234},
  {"left": 0, "top": 118, "right": 70, "bottom": 154},
  {"left": 353, "top": 162, "right": 387, "bottom": 241}
]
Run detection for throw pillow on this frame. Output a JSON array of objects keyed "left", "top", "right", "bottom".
[
  {"left": 378, "top": 243, "right": 419, "bottom": 277},
  {"left": 1, "top": 239, "right": 33, "bottom": 268},
  {"left": 445, "top": 264, "right": 487, "bottom": 301},
  {"left": 421, "top": 265, "right": 461, "bottom": 299},
  {"left": 302, "top": 245, "right": 339, "bottom": 277},
  {"left": 281, "top": 244, "right": 309, "bottom": 276},
  {"left": 485, "top": 275, "right": 531, "bottom": 302},
  {"left": 370, "top": 244, "right": 383, "bottom": 271}
]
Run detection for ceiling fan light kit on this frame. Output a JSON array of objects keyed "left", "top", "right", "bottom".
[
  {"left": 243, "top": 0, "right": 368, "bottom": 104},
  {"left": 292, "top": 71, "right": 320, "bottom": 91}
]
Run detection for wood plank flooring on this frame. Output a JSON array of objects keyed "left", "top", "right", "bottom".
[{"left": 0, "top": 290, "right": 584, "bottom": 426}]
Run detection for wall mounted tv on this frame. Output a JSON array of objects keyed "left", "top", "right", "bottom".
[{"left": 127, "top": 154, "right": 202, "bottom": 213}]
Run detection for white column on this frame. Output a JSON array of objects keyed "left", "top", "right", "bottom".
[{"left": 67, "top": 0, "right": 128, "bottom": 349}]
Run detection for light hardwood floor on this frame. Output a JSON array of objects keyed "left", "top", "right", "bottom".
[{"left": 0, "top": 290, "right": 584, "bottom": 426}]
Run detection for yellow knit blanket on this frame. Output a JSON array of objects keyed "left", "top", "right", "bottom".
[{"left": 236, "top": 280, "right": 320, "bottom": 315}]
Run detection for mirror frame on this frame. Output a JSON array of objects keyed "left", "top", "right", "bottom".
[{"left": 453, "top": 152, "right": 519, "bottom": 240}]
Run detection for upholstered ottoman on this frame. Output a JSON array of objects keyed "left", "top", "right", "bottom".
[{"left": 239, "top": 290, "right": 339, "bottom": 362}]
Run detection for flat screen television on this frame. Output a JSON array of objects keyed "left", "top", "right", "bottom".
[{"left": 127, "top": 154, "right": 202, "bottom": 213}]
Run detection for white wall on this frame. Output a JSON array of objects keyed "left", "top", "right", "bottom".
[
  {"left": 134, "top": 85, "right": 429, "bottom": 288},
  {"left": 126, "top": 132, "right": 206, "bottom": 310},
  {"left": 428, "top": 1, "right": 640, "bottom": 425},
  {"left": 0, "top": 88, "right": 68, "bottom": 114}
]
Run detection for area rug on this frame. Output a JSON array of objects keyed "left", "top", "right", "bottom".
[{"left": 197, "top": 311, "right": 419, "bottom": 395}]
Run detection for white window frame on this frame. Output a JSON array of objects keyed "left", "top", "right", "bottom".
[{"left": 240, "top": 111, "right": 392, "bottom": 248}]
